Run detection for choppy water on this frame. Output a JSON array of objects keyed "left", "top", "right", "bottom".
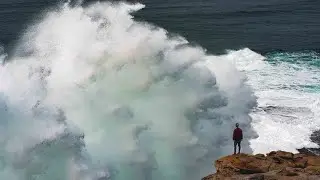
[{"left": 0, "top": 0, "right": 319, "bottom": 180}]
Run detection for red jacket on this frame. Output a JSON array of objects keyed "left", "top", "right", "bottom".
[{"left": 233, "top": 128, "right": 243, "bottom": 141}]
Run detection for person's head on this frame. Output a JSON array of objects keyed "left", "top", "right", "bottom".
[{"left": 235, "top": 123, "right": 239, "bottom": 128}]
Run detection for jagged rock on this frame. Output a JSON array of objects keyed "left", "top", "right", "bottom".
[
  {"left": 214, "top": 153, "right": 271, "bottom": 176},
  {"left": 202, "top": 151, "right": 320, "bottom": 180},
  {"left": 254, "top": 154, "right": 265, "bottom": 159},
  {"left": 267, "top": 151, "right": 294, "bottom": 160}
]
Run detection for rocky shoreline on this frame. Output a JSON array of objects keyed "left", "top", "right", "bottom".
[
  {"left": 202, "top": 151, "right": 320, "bottom": 180},
  {"left": 297, "top": 130, "right": 320, "bottom": 156}
]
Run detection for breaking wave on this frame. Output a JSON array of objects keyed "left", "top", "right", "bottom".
[
  {"left": 232, "top": 49, "right": 320, "bottom": 154},
  {"left": 0, "top": 2, "right": 257, "bottom": 180}
]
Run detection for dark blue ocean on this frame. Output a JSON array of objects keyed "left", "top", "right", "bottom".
[
  {"left": 0, "top": 0, "right": 319, "bottom": 179},
  {"left": 1, "top": 0, "right": 320, "bottom": 53}
]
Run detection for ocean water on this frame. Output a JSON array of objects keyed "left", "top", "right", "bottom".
[{"left": 0, "top": 0, "right": 319, "bottom": 180}]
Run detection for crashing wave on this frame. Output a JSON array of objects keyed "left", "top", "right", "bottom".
[{"left": 0, "top": 1, "right": 257, "bottom": 180}]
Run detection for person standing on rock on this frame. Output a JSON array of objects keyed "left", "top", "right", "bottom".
[{"left": 233, "top": 123, "right": 243, "bottom": 154}]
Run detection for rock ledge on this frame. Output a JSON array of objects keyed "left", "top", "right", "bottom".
[{"left": 202, "top": 151, "right": 320, "bottom": 180}]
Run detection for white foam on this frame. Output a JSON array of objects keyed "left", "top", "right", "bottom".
[
  {"left": 229, "top": 48, "right": 320, "bottom": 154},
  {"left": 2, "top": 1, "right": 318, "bottom": 178},
  {"left": 0, "top": 2, "right": 259, "bottom": 180}
]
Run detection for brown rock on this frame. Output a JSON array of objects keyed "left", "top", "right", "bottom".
[
  {"left": 267, "top": 151, "right": 294, "bottom": 160},
  {"left": 293, "top": 157, "right": 308, "bottom": 168},
  {"left": 277, "top": 167, "right": 300, "bottom": 176},
  {"left": 255, "top": 154, "right": 266, "bottom": 159},
  {"left": 271, "top": 162, "right": 297, "bottom": 171},
  {"left": 215, "top": 154, "right": 271, "bottom": 176},
  {"left": 305, "top": 166, "right": 320, "bottom": 175},
  {"left": 294, "top": 153, "right": 307, "bottom": 159},
  {"left": 308, "top": 175, "right": 320, "bottom": 180},
  {"left": 230, "top": 174, "right": 265, "bottom": 180},
  {"left": 203, "top": 151, "right": 320, "bottom": 180},
  {"left": 201, "top": 174, "right": 215, "bottom": 180},
  {"left": 306, "top": 156, "right": 320, "bottom": 166}
]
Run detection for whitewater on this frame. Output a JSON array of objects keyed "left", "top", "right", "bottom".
[{"left": 0, "top": 1, "right": 319, "bottom": 180}]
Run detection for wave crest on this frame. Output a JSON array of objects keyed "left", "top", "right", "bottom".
[{"left": 0, "top": 2, "right": 257, "bottom": 180}]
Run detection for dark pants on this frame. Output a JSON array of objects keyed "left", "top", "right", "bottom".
[{"left": 234, "top": 140, "right": 241, "bottom": 154}]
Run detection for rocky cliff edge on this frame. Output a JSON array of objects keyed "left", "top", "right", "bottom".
[{"left": 202, "top": 151, "right": 320, "bottom": 180}]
